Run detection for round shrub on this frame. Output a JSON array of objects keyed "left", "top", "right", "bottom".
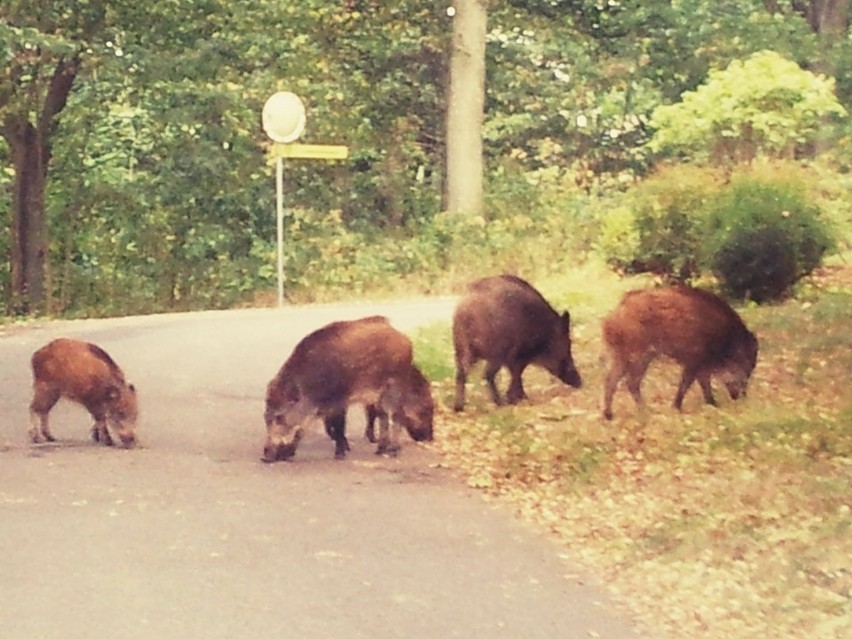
[
  {"left": 703, "top": 176, "right": 834, "bottom": 302},
  {"left": 596, "top": 165, "right": 718, "bottom": 279}
]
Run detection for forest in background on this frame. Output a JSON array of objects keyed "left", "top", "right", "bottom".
[
  {"left": 1, "top": 0, "right": 850, "bottom": 317},
  {"left": 4, "top": 5, "right": 851, "bottom": 637}
]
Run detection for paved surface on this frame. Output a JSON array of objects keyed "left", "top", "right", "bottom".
[{"left": 0, "top": 300, "right": 642, "bottom": 638}]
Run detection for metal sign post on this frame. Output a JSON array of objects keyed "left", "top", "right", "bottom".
[
  {"left": 275, "top": 156, "right": 285, "bottom": 307},
  {"left": 261, "top": 92, "right": 348, "bottom": 307}
]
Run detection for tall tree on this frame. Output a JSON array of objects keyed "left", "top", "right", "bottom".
[
  {"left": 1, "top": 0, "right": 262, "bottom": 314},
  {"left": 445, "top": 0, "right": 487, "bottom": 216},
  {"left": 0, "top": 3, "right": 99, "bottom": 312}
]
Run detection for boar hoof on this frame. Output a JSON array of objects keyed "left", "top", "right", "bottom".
[
  {"left": 603, "top": 409, "right": 614, "bottom": 421},
  {"left": 92, "top": 428, "right": 114, "bottom": 446},
  {"left": 333, "top": 437, "right": 351, "bottom": 460},
  {"left": 376, "top": 442, "right": 400, "bottom": 457}
]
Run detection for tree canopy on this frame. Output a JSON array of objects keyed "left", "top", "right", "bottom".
[
  {"left": 650, "top": 50, "right": 847, "bottom": 164},
  {"left": 1, "top": 0, "right": 849, "bottom": 315}
]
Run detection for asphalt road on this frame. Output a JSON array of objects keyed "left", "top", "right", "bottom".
[{"left": 0, "top": 299, "right": 642, "bottom": 639}]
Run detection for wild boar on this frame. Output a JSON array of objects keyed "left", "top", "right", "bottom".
[
  {"left": 29, "top": 338, "right": 139, "bottom": 447},
  {"left": 330, "top": 364, "right": 434, "bottom": 450},
  {"left": 452, "top": 274, "right": 582, "bottom": 411},
  {"left": 601, "top": 286, "right": 758, "bottom": 420},
  {"left": 263, "top": 316, "right": 434, "bottom": 462}
]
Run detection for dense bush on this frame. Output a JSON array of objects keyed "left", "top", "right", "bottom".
[
  {"left": 702, "top": 173, "right": 834, "bottom": 301},
  {"left": 597, "top": 165, "right": 719, "bottom": 279},
  {"left": 595, "top": 163, "right": 840, "bottom": 302}
]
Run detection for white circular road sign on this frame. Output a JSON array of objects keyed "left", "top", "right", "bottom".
[{"left": 262, "top": 91, "right": 306, "bottom": 143}]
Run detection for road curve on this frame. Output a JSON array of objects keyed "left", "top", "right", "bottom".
[{"left": 0, "top": 299, "right": 643, "bottom": 639}]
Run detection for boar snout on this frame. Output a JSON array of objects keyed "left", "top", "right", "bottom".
[
  {"left": 261, "top": 427, "right": 303, "bottom": 463},
  {"left": 724, "top": 378, "right": 748, "bottom": 401},
  {"left": 261, "top": 441, "right": 296, "bottom": 463},
  {"left": 559, "top": 361, "right": 582, "bottom": 388},
  {"left": 118, "top": 432, "right": 138, "bottom": 448}
]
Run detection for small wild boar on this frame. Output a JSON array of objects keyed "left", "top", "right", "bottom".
[
  {"left": 452, "top": 274, "right": 582, "bottom": 411},
  {"left": 29, "top": 338, "right": 139, "bottom": 447},
  {"left": 263, "top": 316, "right": 434, "bottom": 463},
  {"left": 601, "top": 286, "right": 758, "bottom": 420},
  {"left": 326, "top": 364, "right": 435, "bottom": 451}
]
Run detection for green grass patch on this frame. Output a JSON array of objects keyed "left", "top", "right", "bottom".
[{"left": 411, "top": 321, "right": 454, "bottom": 382}]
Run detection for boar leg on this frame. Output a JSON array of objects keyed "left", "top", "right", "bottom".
[
  {"left": 29, "top": 412, "right": 52, "bottom": 444},
  {"left": 697, "top": 372, "right": 717, "bottom": 406},
  {"left": 505, "top": 363, "right": 528, "bottom": 405},
  {"left": 453, "top": 364, "right": 469, "bottom": 412},
  {"left": 29, "top": 412, "right": 56, "bottom": 444},
  {"left": 82, "top": 401, "right": 114, "bottom": 446},
  {"left": 376, "top": 382, "right": 403, "bottom": 456},
  {"left": 91, "top": 419, "right": 114, "bottom": 446},
  {"left": 696, "top": 372, "right": 716, "bottom": 406},
  {"left": 624, "top": 369, "right": 645, "bottom": 406},
  {"left": 364, "top": 404, "right": 379, "bottom": 443},
  {"left": 29, "top": 385, "right": 61, "bottom": 443},
  {"left": 674, "top": 367, "right": 716, "bottom": 410},
  {"left": 375, "top": 412, "right": 400, "bottom": 456},
  {"left": 603, "top": 354, "right": 650, "bottom": 419},
  {"left": 324, "top": 412, "right": 350, "bottom": 460},
  {"left": 484, "top": 361, "right": 505, "bottom": 406},
  {"left": 626, "top": 354, "right": 655, "bottom": 406},
  {"left": 602, "top": 360, "right": 626, "bottom": 420}
]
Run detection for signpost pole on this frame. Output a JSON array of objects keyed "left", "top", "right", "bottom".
[
  {"left": 275, "top": 156, "right": 285, "bottom": 308},
  {"left": 262, "top": 91, "right": 347, "bottom": 308}
]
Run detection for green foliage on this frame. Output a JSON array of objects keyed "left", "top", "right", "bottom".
[
  {"left": 650, "top": 50, "right": 848, "bottom": 165},
  {"left": 597, "top": 165, "right": 719, "bottom": 279},
  {"left": 809, "top": 163, "right": 852, "bottom": 253},
  {"left": 411, "top": 322, "right": 455, "bottom": 382},
  {"left": 703, "top": 172, "right": 834, "bottom": 301},
  {"left": 2, "top": 1, "right": 852, "bottom": 318},
  {"left": 595, "top": 203, "right": 640, "bottom": 273},
  {"left": 279, "top": 208, "right": 410, "bottom": 298},
  {"left": 594, "top": 162, "right": 846, "bottom": 301}
]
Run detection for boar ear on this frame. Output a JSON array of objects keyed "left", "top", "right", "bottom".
[{"left": 560, "top": 311, "right": 571, "bottom": 331}]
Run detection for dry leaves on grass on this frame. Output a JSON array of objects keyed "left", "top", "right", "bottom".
[{"left": 429, "top": 277, "right": 852, "bottom": 639}]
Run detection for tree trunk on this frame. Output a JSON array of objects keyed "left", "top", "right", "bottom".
[
  {"left": 445, "top": 0, "right": 487, "bottom": 217},
  {"left": 8, "top": 119, "right": 49, "bottom": 314},
  {"left": 790, "top": 0, "right": 851, "bottom": 35},
  {"left": 2, "top": 56, "right": 80, "bottom": 314}
]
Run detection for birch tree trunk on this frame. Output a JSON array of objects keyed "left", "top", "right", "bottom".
[{"left": 445, "top": 0, "right": 487, "bottom": 217}]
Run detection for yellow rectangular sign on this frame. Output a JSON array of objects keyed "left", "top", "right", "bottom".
[{"left": 268, "top": 143, "right": 349, "bottom": 161}]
